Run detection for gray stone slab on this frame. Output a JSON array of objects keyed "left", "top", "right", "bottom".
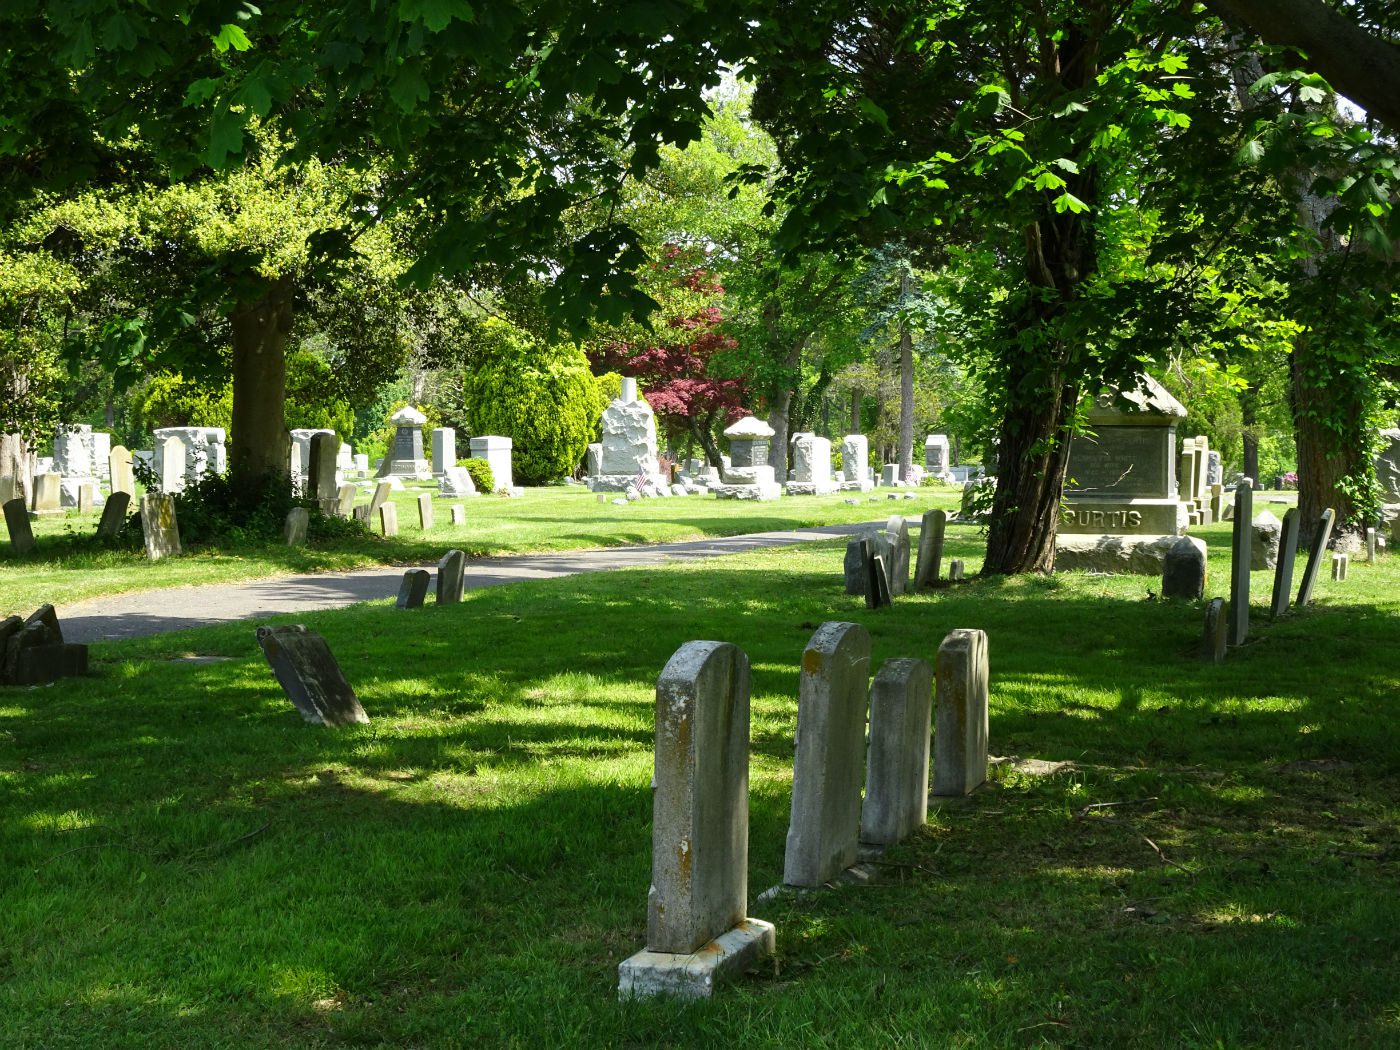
[
  {"left": 646, "top": 640, "right": 753, "bottom": 953},
  {"left": 96, "top": 492, "right": 131, "bottom": 541},
  {"left": 866, "top": 552, "right": 891, "bottom": 609},
  {"left": 256, "top": 624, "right": 367, "bottom": 727},
  {"left": 1270, "top": 508, "right": 1301, "bottom": 619},
  {"left": 431, "top": 427, "right": 456, "bottom": 475},
  {"left": 139, "top": 493, "right": 181, "bottom": 561},
  {"left": 9, "top": 642, "right": 88, "bottom": 685},
  {"left": 307, "top": 432, "right": 339, "bottom": 502},
  {"left": 1161, "top": 535, "right": 1206, "bottom": 600},
  {"left": 417, "top": 493, "right": 433, "bottom": 530},
  {"left": 1251, "top": 510, "right": 1281, "bottom": 570},
  {"left": 397, "top": 568, "right": 430, "bottom": 608},
  {"left": 913, "top": 509, "right": 947, "bottom": 589},
  {"left": 449, "top": 504, "right": 465, "bottom": 526},
  {"left": 860, "top": 657, "right": 933, "bottom": 847},
  {"left": 1202, "top": 597, "right": 1227, "bottom": 663},
  {"left": 1366, "top": 527, "right": 1377, "bottom": 563},
  {"left": 368, "top": 480, "right": 393, "bottom": 516},
  {"left": 335, "top": 484, "right": 356, "bottom": 518},
  {"left": 844, "top": 534, "right": 872, "bottom": 596},
  {"left": 436, "top": 549, "right": 466, "bottom": 604},
  {"left": 784, "top": 622, "right": 872, "bottom": 887},
  {"left": 619, "top": 918, "right": 775, "bottom": 1001},
  {"left": 378, "top": 502, "right": 398, "bottom": 538},
  {"left": 948, "top": 559, "right": 965, "bottom": 581},
  {"left": 284, "top": 507, "right": 309, "bottom": 546},
  {"left": 884, "top": 515, "right": 910, "bottom": 596},
  {"left": 932, "top": 628, "right": 988, "bottom": 797},
  {"left": 1228, "top": 482, "right": 1253, "bottom": 646},
  {"left": 32, "top": 472, "right": 61, "bottom": 513},
  {"left": 4, "top": 497, "right": 35, "bottom": 554},
  {"left": 1331, "top": 552, "right": 1347, "bottom": 581},
  {"left": 1296, "top": 508, "right": 1336, "bottom": 607}
]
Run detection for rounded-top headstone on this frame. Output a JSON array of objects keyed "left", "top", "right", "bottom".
[
  {"left": 389, "top": 405, "right": 428, "bottom": 426},
  {"left": 724, "top": 416, "right": 775, "bottom": 439},
  {"left": 1161, "top": 535, "right": 1207, "bottom": 600}
]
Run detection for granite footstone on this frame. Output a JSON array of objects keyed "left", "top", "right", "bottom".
[
  {"left": 1161, "top": 536, "right": 1207, "bottom": 600},
  {"left": 932, "top": 628, "right": 989, "bottom": 797},
  {"left": 397, "top": 568, "right": 430, "bottom": 608},
  {"left": 436, "top": 549, "right": 466, "bottom": 604}
]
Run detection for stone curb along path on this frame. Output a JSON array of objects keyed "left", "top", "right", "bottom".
[{"left": 58, "top": 523, "right": 887, "bottom": 644}]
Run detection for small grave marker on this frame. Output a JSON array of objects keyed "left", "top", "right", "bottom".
[
  {"left": 436, "top": 549, "right": 466, "bottom": 604},
  {"left": 417, "top": 493, "right": 433, "bottom": 530},
  {"left": 932, "top": 628, "right": 989, "bottom": 797},
  {"left": 1202, "top": 598, "right": 1227, "bottom": 662},
  {"left": 284, "top": 507, "right": 309, "bottom": 546},
  {"left": 378, "top": 502, "right": 398, "bottom": 537},
  {"left": 1296, "top": 508, "right": 1336, "bottom": 607},
  {"left": 450, "top": 505, "right": 466, "bottom": 526},
  {"left": 96, "top": 492, "right": 131, "bottom": 541},
  {"left": 3, "top": 497, "right": 35, "bottom": 554},
  {"left": 860, "top": 657, "right": 933, "bottom": 847},
  {"left": 397, "top": 568, "right": 430, "bottom": 608},
  {"left": 139, "top": 493, "right": 181, "bottom": 560},
  {"left": 256, "top": 625, "right": 367, "bottom": 727},
  {"left": 1331, "top": 552, "right": 1347, "bottom": 581}
]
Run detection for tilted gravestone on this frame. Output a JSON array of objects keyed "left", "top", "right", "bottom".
[
  {"left": 913, "top": 509, "right": 947, "bottom": 589},
  {"left": 436, "top": 549, "right": 466, "bottom": 604},
  {"left": 417, "top": 493, "right": 433, "bottom": 530},
  {"left": 378, "top": 502, "right": 398, "bottom": 538},
  {"left": 139, "top": 493, "right": 181, "bottom": 560},
  {"left": 843, "top": 535, "right": 871, "bottom": 596},
  {"left": 1296, "top": 508, "right": 1336, "bottom": 607},
  {"left": 96, "top": 491, "right": 131, "bottom": 541},
  {"left": 860, "top": 657, "right": 933, "bottom": 847},
  {"left": 881, "top": 515, "right": 911, "bottom": 596},
  {"left": 866, "top": 551, "right": 892, "bottom": 610},
  {"left": 335, "top": 484, "right": 356, "bottom": 519},
  {"left": 354, "top": 479, "right": 393, "bottom": 523},
  {"left": 256, "top": 625, "right": 368, "bottom": 727},
  {"left": 932, "top": 628, "right": 989, "bottom": 797},
  {"left": 618, "top": 640, "right": 774, "bottom": 1000},
  {"left": 1270, "top": 508, "right": 1302, "bottom": 619},
  {"left": 397, "top": 568, "right": 430, "bottom": 608},
  {"left": 1161, "top": 535, "right": 1206, "bottom": 600},
  {"left": 1228, "top": 481, "right": 1253, "bottom": 646},
  {"left": 784, "top": 621, "right": 872, "bottom": 887},
  {"left": 4, "top": 497, "right": 35, "bottom": 555},
  {"left": 284, "top": 507, "right": 310, "bottom": 546},
  {"left": 1201, "top": 598, "right": 1227, "bottom": 663}
]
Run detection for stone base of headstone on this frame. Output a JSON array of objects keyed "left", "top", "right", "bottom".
[
  {"left": 10, "top": 643, "right": 89, "bottom": 685},
  {"left": 1054, "top": 533, "right": 1187, "bottom": 575},
  {"left": 839, "top": 479, "right": 875, "bottom": 492},
  {"left": 589, "top": 472, "right": 667, "bottom": 493},
  {"left": 713, "top": 482, "right": 782, "bottom": 501},
  {"left": 784, "top": 480, "right": 838, "bottom": 496},
  {"left": 618, "top": 919, "right": 775, "bottom": 1001}
]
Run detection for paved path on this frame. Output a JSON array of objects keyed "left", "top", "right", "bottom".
[{"left": 59, "top": 522, "right": 879, "bottom": 644}]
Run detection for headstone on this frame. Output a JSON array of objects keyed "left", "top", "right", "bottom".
[
  {"left": 335, "top": 484, "right": 356, "bottom": 519},
  {"left": 158, "top": 435, "right": 185, "bottom": 493},
  {"left": 96, "top": 491, "right": 131, "bottom": 540},
  {"left": 1296, "top": 508, "right": 1336, "bottom": 607},
  {"left": 617, "top": 640, "right": 774, "bottom": 1000},
  {"left": 843, "top": 535, "right": 871, "bottom": 596},
  {"left": 593, "top": 382, "right": 663, "bottom": 493},
  {"left": 1057, "top": 375, "right": 1189, "bottom": 573},
  {"left": 76, "top": 482, "right": 96, "bottom": 513},
  {"left": 586, "top": 442, "right": 603, "bottom": 478},
  {"left": 3, "top": 498, "right": 35, "bottom": 555},
  {"left": 368, "top": 480, "right": 393, "bottom": 517},
  {"left": 417, "top": 493, "right": 433, "bottom": 530},
  {"left": 378, "top": 502, "right": 398, "bottom": 538},
  {"left": 1269, "top": 508, "right": 1302, "bottom": 619},
  {"left": 0, "top": 476, "right": 13, "bottom": 505},
  {"left": 2, "top": 605, "right": 87, "bottom": 686},
  {"left": 786, "top": 433, "right": 838, "bottom": 495},
  {"left": 436, "top": 549, "right": 466, "bottom": 603},
  {"left": 307, "top": 432, "right": 340, "bottom": 501},
  {"left": 867, "top": 552, "right": 892, "bottom": 610},
  {"left": 860, "top": 658, "right": 933, "bottom": 847},
  {"left": 1206, "top": 450, "right": 1222, "bottom": 486},
  {"left": 1365, "top": 527, "right": 1377, "bottom": 564},
  {"left": 784, "top": 621, "right": 872, "bottom": 887},
  {"left": 881, "top": 463, "right": 899, "bottom": 487},
  {"left": 1228, "top": 481, "right": 1253, "bottom": 646},
  {"left": 913, "top": 509, "right": 947, "bottom": 589},
  {"left": 397, "top": 568, "right": 430, "bottom": 608},
  {"left": 1251, "top": 510, "right": 1281, "bottom": 570},
  {"left": 923, "top": 433, "right": 952, "bottom": 481},
  {"left": 932, "top": 628, "right": 989, "bottom": 797},
  {"left": 715, "top": 417, "right": 780, "bottom": 500},
  {"left": 1331, "top": 553, "right": 1348, "bottom": 581},
  {"left": 377, "top": 407, "right": 432, "bottom": 479},
  {"left": 31, "top": 472, "right": 60, "bottom": 514},
  {"left": 1210, "top": 483, "right": 1223, "bottom": 522},
  {"left": 354, "top": 453, "right": 369, "bottom": 473},
  {"left": 1161, "top": 535, "right": 1207, "bottom": 600},
  {"left": 839, "top": 435, "right": 873, "bottom": 492},
  {"left": 287, "top": 441, "right": 305, "bottom": 494},
  {"left": 1201, "top": 598, "right": 1227, "bottom": 663},
  {"left": 337, "top": 441, "right": 354, "bottom": 472},
  {"left": 469, "top": 435, "right": 514, "bottom": 492},
  {"left": 882, "top": 515, "right": 911, "bottom": 596},
  {"left": 431, "top": 427, "right": 456, "bottom": 476},
  {"left": 449, "top": 505, "right": 465, "bottom": 526},
  {"left": 256, "top": 625, "right": 367, "bottom": 726},
  {"left": 139, "top": 493, "right": 181, "bottom": 560},
  {"left": 109, "top": 445, "right": 134, "bottom": 496},
  {"left": 53, "top": 424, "right": 95, "bottom": 478},
  {"left": 284, "top": 507, "right": 309, "bottom": 546},
  {"left": 948, "top": 559, "right": 965, "bottom": 581},
  {"left": 439, "top": 465, "right": 477, "bottom": 498},
  {"left": 1374, "top": 428, "right": 1400, "bottom": 502},
  {"left": 153, "top": 426, "right": 226, "bottom": 486}
]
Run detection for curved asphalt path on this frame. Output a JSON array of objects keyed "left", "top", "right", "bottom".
[{"left": 58, "top": 521, "right": 883, "bottom": 644}]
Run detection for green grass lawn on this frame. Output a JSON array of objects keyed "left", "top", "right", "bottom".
[
  {"left": 2, "top": 517, "right": 1397, "bottom": 1047},
  {"left": 1, "top": 484, "right": 955, "bottom": 614}
]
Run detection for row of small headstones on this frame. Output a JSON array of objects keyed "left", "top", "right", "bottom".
[
  {"left": 3, "top": 492, "right": 137, "bottom": 557},
  {"left": 618, "top": 621, "right": 990, "bottom": 1000},
  {"left": 842, "top": 509, "right": 963, "bottom": 609}
]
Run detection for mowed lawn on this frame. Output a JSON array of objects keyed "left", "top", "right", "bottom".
[{"left": 2, "top": 515, "right": 1398, "bottom": 1048}]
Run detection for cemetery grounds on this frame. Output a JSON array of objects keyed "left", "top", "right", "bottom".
[{"left": 3, "top": 490, "right": 1400, "bottom": 1047}]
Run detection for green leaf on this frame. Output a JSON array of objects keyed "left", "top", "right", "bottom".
[
  {"left": 1051, "top": 157, "right": 1079, "bottom": 174},
  {"left": 1054, "top": 192, "right": 1088, "bottom": 214},
  {"left": 184, "top": 77, "right": 223, "bottom": 107},
  {"left": 213, "top": 24, "right": 252, "bottom": 53},
  {"left": 207, "top": 109, "right": 244, "bottom": 167},
  {"left": 101, "top": 12, "right": 138, "bottom": 51},
  {"left": 1299, "top": 84, "right": 1326, "bottom": 104},
  {"left": 234, "top": 77, "right": 273, "bottom": 118},
  {"left": 399, "top": 0, "right": 475, "bottom": 32},
  {"left": 1235, "top": 138, "right": 1264, "bottom": 165},
  {"left": 390, "top": 63, "right": 430, "bottom": 112}
]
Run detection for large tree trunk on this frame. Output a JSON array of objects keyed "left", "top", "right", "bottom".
[
  {"left": 897, "top": 269, "right": 915, "bottom": 482},
  {"left": 0, "top": 432, "right": 32, "bottom": 504},
  {"left": 228, "top": 275, "right": 295, "bottom": 494},
  {"left": 690, "top": 411, "right": 724, "bottom": 470}
]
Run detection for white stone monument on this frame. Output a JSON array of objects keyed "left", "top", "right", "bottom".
[
  {"left": 785, "top": 433, "right": 837, "bottom": 496},
  {"left": 591, "top": 378, "right": 665, "bottom": 493},
  {"left": 923, "top": 433, "right": 955, "bottom": 484},
  {"left": 840, "top": 434, "right": 873, "bottom": 492},
  {"left": 469, "top": 435, "right": 514, "bottom": 493},
  {"left": 152, "top": 426, "right": 227, "bottom": 487},
  {"left": 715, "top": 417, "right": 781, "bottom": 501}
]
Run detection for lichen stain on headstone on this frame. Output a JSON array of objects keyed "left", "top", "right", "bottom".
[{"left": 803, "top": 650, "right": 823, "bottom": 674}]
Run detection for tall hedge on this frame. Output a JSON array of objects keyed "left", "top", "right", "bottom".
[{"left": 463, "top": 332, "right": 604, "bottom": 485}]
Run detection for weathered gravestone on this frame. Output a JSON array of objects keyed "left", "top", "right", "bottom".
[
  {"left": 1296, "top": 508, "right": 1337, "bottom": 607},
  {"left": 617, "top": 640, "right": 774, "bottom": 1000},
  {"left": 785, "top": 433, "right": 837, "bottom": 496},
  {"left": 157, "top": 435, "right": 185, "bottom": 494},
  {"left": 843, "top": 535, "right": 871, "bottom": 596},
  {"left": 436, "top": 549, "right": 466, "bottom": 604},
  {"left": 76, "top": 483, "right": 96, "bottom": 513},
  {"left": 948, "top": 559, "right": 966, "bottom": 581},
  {"left": 1161, "top": 535, "right": 1207, "bottom": 600},
  {"left": 784, "top": 621, "right": 872, "bottom": 887},
  {"left": 256, "top": 625, "right": 367, "bottom": 726},
  {"left": 31, "top": 472, "right": 61, "bottom": 514},
  {"left": 593, "top": 378, "right": 664, "bottom": 493},
  {"left": 880, "top": 464, "right": 900, "bottom": 487},
  {"left": 335, "top": 484, "right": 356, "bottom": 519},
  {"left": 378, "top": 502, "right": 398, "bottom": 538},
  {"left": 715, "top": 417, "right": 781, "bottom": 500},
  {"left": 839, "top": 434, "right": 873, "bottom": 492},
  {"left": 1201, "top": 598, "right": 1227, "bottom": 663},
  {"left": 1366, "top": 527, "right": 1378, "bottom": 564},
  {"left": 284, "top": 507, "right": 309, "bottom": 546},
  {"left": 1269, "top": 509, "right": 1302, "bottom": 619},
  {"left": 431, "top": 427, "right": 456, "bottom": 476},
  {"left": 0, "top": 476, "right": 14, "bottom": 505},
  {"left": 109, "top": 445, "right": 134, "bottom": 496},
  {"left": 96, "top": 491, "right": 131, "bottom": 541},
  {"left": 439, "top": 465, "right": 476, "bottom": 499},
  {"left": 860, "top": 657, "right": 933, "bottom": 847},
  {"left": 1228, "top": 481, "right": 1253, "bottom": 646},
  {"left": 924, "top": 434, "right": 954, "bottom": 483},
  {"left": 879, "top": 515, "right": 911, "bottom": 596},
  {"left": 913, "top": 509, "right": 947, "bottom": 590},
  {"left": 470, "top": 435, "right": 514, "bottom": 492},
  {"left": 1251, "top": 510, "right": 1282, "bottom": 571},
  {"left": 417, "top": 493, "right": 434, "bottom": 530},
  {"left": 449, "top": 505, "right": 466, "bottom": 526},
  {"left": 867, "top": 552, "right": 892, "bottom": 610},
  {"left": 4, "top": 497, "right": 35, "bottom": 554},
  {"left": 932, "top": 628, "right": 989, "bottom": 797},
  {"left": 2, "top": 605, "right": 88, "bottom": 686},
  {"left": 307, "top": 432, "right": 340, "bottom": 503},
  {"left": 397, "top": 568, "right": 430, "bottom": 608},
  {"left": 1331, "top": 553, "right": 1348, "bottom": 581},
  {"left": 139, "top": 493, "right": 181, "bottom": 560},
  {"left": 378, "top": 406, "right": 432, "bottom": 479}
]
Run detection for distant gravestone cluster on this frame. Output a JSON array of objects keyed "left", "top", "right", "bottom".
[{"left": 844, "top": 510, "right": 950, "bottom": 608}]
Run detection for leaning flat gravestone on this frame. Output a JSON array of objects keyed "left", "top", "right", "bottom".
[
  {"left": 1270, "top": 508, "right": 1302, "bottom": 618},
  {"left": 139, "top": 493, "right": 182, "bottom": 560},
  {"left": 1201, "top": 598, "right": 1227, "bottom": 663},
  {"left": 1228, "top": 481, "right": 1253, "bottom": 646},
  {"left": 96, "top": 491, "right": 131, "bottom": 541},
  {"left": 397, "top": 568, "right": 430, "bottom": 608},
  {"left": 417, "top": 493, "right": 433, "bottom": 530},
  {"left": 4, "top": 497, "right": 35, "bottom": 555},
  {"left": 379, "top": 502, "right": 398, "bottom": 537},
  {"left": 335, "top": 483, "right": 356, "bottom": 518},
  {"left": 866, "top": 552, "right": 892, "bottom": 609},
  {"left": 436, "top": 549, "right": 466, "bottom": 604},
  {"left": 256, "top": 625, "right": 368, "bottom": 727},
  {"left": 860, "top": 657, "right": 933, "bottom": 847},
  {"left": 1296, "top": 508, "right": 1336, "bottom": 607},
  {"left": 284, "top": 507, "right": 309, "bottom": 546},
  {"left": 884, "top": 515, "right": 911, "bottom": 596},
  {"left": 844, "top": 536, "right": 869, "bottom": 596},
  {"left": 1161, "top": 536, "right": 1206, "bottom": 600},
  {"left": 932, "top": 628, "right": 989, "bottom": 797},
  {"left": 784, "top": 621, "right": 872, "bottom": 887},
  {"left": 913, "top": 509, "right": 947, "bottom": 589},
  {"left": 618, "top": 640, "right": 774, "bottom": 1000}
]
